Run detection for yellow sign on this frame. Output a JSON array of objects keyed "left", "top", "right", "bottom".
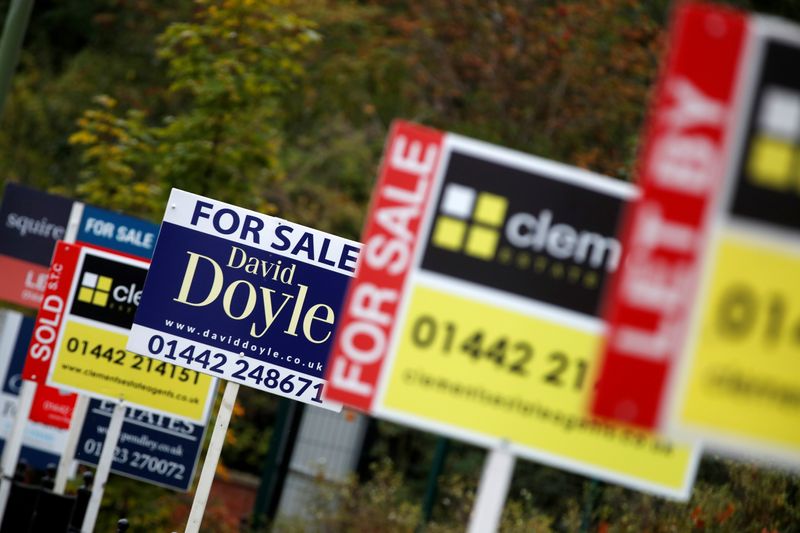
[
  {"left": 679, "top": 233, "right": 800, "bottom": 453},
  {"left": 50, "top": 320, "right": 214, "bottom": 421},
  {"left": 383, "top": 286, "right": 696, "bottom": 492}
]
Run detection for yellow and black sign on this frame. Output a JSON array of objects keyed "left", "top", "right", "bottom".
[
  {"left": 47, "top": 245, "right": 216, "bottom": 422},
  {"left": 672, "top": 29, "right": 800, "bottom": 463},
  {"left": 374, "top": 135, "right": 699, "bottom": 499},
  {"left": 421, "top": 151, "right": 625, "bottom": 317}
]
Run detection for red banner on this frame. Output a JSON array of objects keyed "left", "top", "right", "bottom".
[
  {"left": 28, "top": 384, "right": 75, "bottom": 429},
  {"left": 0, "top": 255, "right": 50, "bottom": 308},
  {"left": 22, "top": 241, "right": 81, "bottom": 384},
  {"left": 590, "top": 3, "right": 749, "bottom": 428},
  {"left": 324, "top": 121, "right": 444, "bottom": 410}
]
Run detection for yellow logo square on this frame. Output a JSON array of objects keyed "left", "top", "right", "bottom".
[
  {"left": 78, "top": 287, "right": 94, "bottom": 303},
  {"left": 473, "top": 192, "right": 508, "bottom": 227},
  {"left": 432, "top": 216, "right": 467, "bottom": 251},
  {"left": 96, "top": 276, "right": 113, "bottom": 291},
  {"left": 465, "top": 226, "right": 499, "bottom": 260},
  {"left": 747, "top": 135, "right": 795, "bottom": 189},
  {"left": 93, "top": 291, "right": 109, "bottom": 307}
]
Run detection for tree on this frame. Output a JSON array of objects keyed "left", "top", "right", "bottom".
[{"left": 68, "top": 0, "right": 319, "bottom": 220}]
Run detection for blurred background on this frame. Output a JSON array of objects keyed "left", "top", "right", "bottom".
[{"left": 1, "top": 0, "right": 799, "bottom": 531}]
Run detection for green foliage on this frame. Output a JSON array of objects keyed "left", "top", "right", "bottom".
[
  {"left": 221, "top": 387, "right": 278, "bottom": 472},
  {"left": 94, "top": 473, "right": 188, "bottom": 532},
  {"left": 3, "top": 0, "right": 800, "bottom": 531},
  {"left": 68, "top": 0, "right": 319, "bottom": 219},
  {"left": 593, "top": 458, "right": 800, "bottom": 532},
  {"left": 270, "top": 459, "right": 421, "bottom": 532}
]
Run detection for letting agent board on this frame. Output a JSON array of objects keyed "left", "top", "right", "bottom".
[
  {"left": 76, "top": 399, "right": 206, "bottom": 492},
  {"left": 0, "top": 183, "right": 159, "bottom": 309},
  {"left": 591, "top": 3, "right": 800, "bottom": 466},
  {"left": 324, "top": 121, "right": 700, "bottom": 499},
  {"left": 0, "top": 183, "right": 73, "bottom": 307},
  {"left": 0, "top": 311, "right": 68, "bottom": 470},
  {"left": 36, "top": 241, "right": 216, "bottom": 422},
  {"left": 127, "top": 189, "right": 361, "bottom": 411}
]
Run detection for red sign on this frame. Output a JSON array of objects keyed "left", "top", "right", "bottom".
[
  {"left": 324, "top": 121, "right": 444, "bottom": 410},
  {"left": 28, "top": 384, "right": 75, "bottom": 429},
  {"left": 22, "top": 241, "right": 81, "bottom": 384},
  {"left": 590, "top": 4, "right": 749, "bottom": 428},
  {"left": 0, "top": 256, "right": 51, "bottom": 308}
]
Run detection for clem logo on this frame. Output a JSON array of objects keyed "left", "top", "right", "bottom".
[
  {"left": 71, "top": 252, "right": 147, "bottom": 329},
  {"left": 730, "top": 39, "right": 800, "bottom": 234},
  {"left": 77, "top": 272, "right": 113, "bottom": 307},
  {"left": 421, "top": 151, "right": 629, "bottom": 317},
  {"left": 431, "top": 184, "right": 507, "bottom": 261}
]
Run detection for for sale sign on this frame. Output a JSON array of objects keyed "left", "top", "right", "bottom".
[
  {"left": 591, "top": 3, "right": 800, "bottom": 465},
  {"left": 127, "top": 189, "right": 361, "bottom": 410},
  {"left": 76, "top": 399, "right": 206, "bottom": 492},
  {"left": 325, "top": 121, "right": 700, "bottom": 499},
  {"left": 37, "top": 242, "right": 216, "bottom": 422},
  {"left": 77, "top": 204, "right": 158, "bottom": 259}
]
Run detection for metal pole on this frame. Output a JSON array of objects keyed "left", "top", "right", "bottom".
[
  {"left": 251, "top": 397, "right": 295, "bottom": 529},
  {"left": 0, "top": 0, "right": 35, "bottom": 117},
  {"left": 580, "top": 479, "right": 599, "bottom": 532},
  {"left": 467, "top": 443, "right": 515, "bottom": 533},
  {"left": 421, "top": 437, "right": 449, "bottom": 525},
  {"left": 81, "top": 399, "right": 125, "bottom": 533},
  {"left": 186, "top": 381, "right": 239, "bottom": 533}
]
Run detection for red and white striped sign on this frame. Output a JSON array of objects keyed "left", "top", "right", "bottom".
[
  {"left": 324, "top": 122, "right": 444, "bottom": 410},
  {"left": 591, "top": 4, "right": 749, "bottom": 428}
]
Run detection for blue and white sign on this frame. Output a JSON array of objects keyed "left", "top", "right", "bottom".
[
  {"left": 0, "top": 311, "right": 67, "bottom": 470},
  {"left": 76, "top": 399, "right": 205, "bottom": 491},
  {"left": 127, "top": 189, "right": 361, "bottom": 410},
  {"left": 77, "top": 204, "right": 159, "bottom": 259}
]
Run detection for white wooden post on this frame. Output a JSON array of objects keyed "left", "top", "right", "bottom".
[
  {"left": 53, "top": 394, "right": 90, "bottom": 494},
  {"left": 0, "top": 202, "right": 83, "bottom": 523},
  {"left": 467, "top": 443, "right": 516, "bottom": 533},
  {"left": 81, "top": 399, "right": 125, "bottom": 533},
  {"left": 0, "top": 378, "right": 35, "bottom": 520},
  {"left": 185, "top": 381, "right": 239, "bottom": 533}
]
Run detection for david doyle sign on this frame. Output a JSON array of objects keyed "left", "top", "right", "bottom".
[{"left": 127, "top": 189, "right": 361, "bottom": 410}]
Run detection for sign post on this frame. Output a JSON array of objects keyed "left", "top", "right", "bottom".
[
  {"left": 467, "top": 444, "right": 515, "bottom": 533},
  {"left": 324, "top": 121, "right": 701, "bottom": 507},
  {"left": 0, "top": 378, "right": 33, "bottom": 520},
  {"left": 127, "top": 188, "right": 362, "bottom": 530},
  {"left": 81, "top": 400, "right": 125, "bottom": 533},
  {"left": 186, "top": 381, "right": 239, "bottom": 533},
  {"left": 53, "top": 395, "right": 89, "bottom": 493}
]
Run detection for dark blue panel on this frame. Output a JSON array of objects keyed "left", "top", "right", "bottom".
[
  {"left": 77, "top": 205, "right": 159, "bottom": 260},
  {"left": 75, "top": 399, "right": 205, "bottom": 492},
  {"left": 134, "top": 222, "right": 350, "bottom": 378}
]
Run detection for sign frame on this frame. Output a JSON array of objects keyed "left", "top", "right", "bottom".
[
  {"left": 326, "top": 121, "right": 701, "bottom": 500},
  {"left": 43, "top": 243, "right": 217, "bottom": 423},
  {"left": 127, "top": 188, "right": 362, "bottom": 411}
]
